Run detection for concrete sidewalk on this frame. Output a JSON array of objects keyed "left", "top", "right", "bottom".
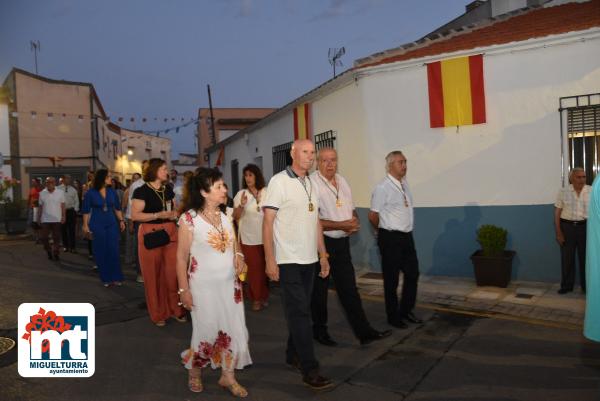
[{"left": 357, "top": 273, "right": 586, "bottom": 329}]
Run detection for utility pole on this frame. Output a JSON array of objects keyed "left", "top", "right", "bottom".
[
  {"left": 30, "top": 40, "right": 41, "bottom": 74},
  {"left": 207, "top": 84, "right": 217, "bottom": 146}
]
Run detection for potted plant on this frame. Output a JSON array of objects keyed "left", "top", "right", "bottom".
[
  {"left": 470, "top": 224, "right": 515, "bottom": 287},
  {"left": 0, "top": 177, "right": 27, "bottom": 235}
]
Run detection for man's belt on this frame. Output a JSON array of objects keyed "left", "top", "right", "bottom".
[{"left": 560, "top": 218, "right": 586, "bottom": 226}]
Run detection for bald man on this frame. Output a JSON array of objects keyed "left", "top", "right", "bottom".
[{"left": 263, "top": 139, "right": 333, "bottom": 391}]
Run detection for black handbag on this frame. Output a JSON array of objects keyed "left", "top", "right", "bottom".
[{"left": 143, "top": 229, "right": 170, "bottom": 249}]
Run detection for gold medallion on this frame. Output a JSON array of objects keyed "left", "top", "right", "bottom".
[
  {"left": 336, "top": 199, "right": 342, "bottom": 208},
  {"left": 308, "top": 202, "right": 314, "bottom": 212},
  {"left": 256, "top": 205, "right": 260, "bottom": 212}
]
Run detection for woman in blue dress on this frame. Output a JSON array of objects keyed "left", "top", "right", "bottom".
[{"left": 82, "top": 169, "right": 126, "bottom": 287}]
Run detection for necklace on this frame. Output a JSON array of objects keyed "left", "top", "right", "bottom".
[
  {"left": 100, "top": 189, "right": 108, "bottom": 212},
  {"left": 147, "top": 183, "right": 166, "bottom": 212},
  {"left": 297, "top": 175, "right": 314, "bottom": 212},
  {"left": 386, "top": 176, "right": 409, "bottom": 207},
  {"left": 318, "top": 172, "right": 342, "bottom": 208},
  {"left": 248, "top": 188, "right": 261, "bottom": 212},
  {"left": 201, "top": 208, "right": 226, "bottom": 253}
]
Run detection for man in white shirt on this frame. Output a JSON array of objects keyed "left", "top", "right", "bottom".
[
  {"left": 368, "top": 151, "right": 422, "bottom": 329},
  {"left": 58, "top": 175, "right": 79, "bottom": 253},
  {"left": 310, "top": 148, "right": 391, "bottom": 347},
  {"left": 38, "top": 177, "right": 65, "bottom": 261},
  {"left": 554, "top": 167, "right": 591, "bottom": 294},
  {"left": 263, "top": 139, "right": 332, "bottom": 391}
]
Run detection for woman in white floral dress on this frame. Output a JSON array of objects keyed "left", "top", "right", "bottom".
[{"left": 176, "top": 168, "right": 252, "bottom": 397}]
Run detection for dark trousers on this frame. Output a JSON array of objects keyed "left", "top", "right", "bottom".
[
  {"left": 41, "top": 222, "right": 62, "bottom": 255},
  {"left": 61, "top": 208, "right": 77, "bottom": 250},
  {"left": 279, "top": 263, "right": 319, "bottom": 375},
  {"left": 311, "top": 236, "right": 373, "bottom": 339},
  {"left": 560, "top": 221, "right": 586, "bottom": 291},
  {"left": 133, "top": 221, "right": 140, "bottom": 273},
  {"left": 377, "top": 228, "right": 419, "bottom": 323}
]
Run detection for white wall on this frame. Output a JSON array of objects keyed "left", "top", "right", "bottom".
[
  {"left": 312, "top": 82, "right": 369, "bottom": 203},
  {"left": 210, "top": 113, "right": 293, "bottom": 191},
  {"left": 355, "top": 33, "right": 600, "bottom": 208}
]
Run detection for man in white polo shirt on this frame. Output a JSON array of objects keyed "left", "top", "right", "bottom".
[
  {"left": 38, "top": 176, "right": 65, "bottom": 261},
  {"left": 368, "top": 151, "right": 422, "bottom": 329},
  {"left": 311, "top": 147, "right": 391, "bottom": 347},
  {"left": 263, "top": 139, "right": 332, "bottom": 391}
]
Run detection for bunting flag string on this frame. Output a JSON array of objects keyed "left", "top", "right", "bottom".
[{"left": 8, "top": 109, "right": 202, "bottom": 136}]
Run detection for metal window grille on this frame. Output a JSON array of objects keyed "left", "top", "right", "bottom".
[
  {"left": 271, "top": 131, "right": 337, "bottom": 174},
  {"left": 560, "top": 94, "right": 600, "bottom": 185},
  {"left": 272, "top": 141, "right": 292, "bottom": 174}
]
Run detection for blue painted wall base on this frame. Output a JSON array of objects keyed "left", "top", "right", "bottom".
[{"left": 350, "top": 204, "right": 570, "bottom": 284}]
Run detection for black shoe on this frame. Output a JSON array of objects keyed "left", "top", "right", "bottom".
[
  {"left": 388, "top": 319, "right": 408, "bottom": 329},
  {"left": 359, "top": 329, "right": 392, "bottom": 345},
  {"left": 285, "top": 356, "right": 301, "bottom": 373},
  {"left": 314, "top": 333, "right": 337, "bottom": 347},
  {"left": 302, "top": 371, "right": 333, "bottom": 391},
  {"left": 53, "top": 253, "right": 60, "bottom": 261},
  {"left": 403, "top": 312, "right": 423, "bottom": 324},
  {"left": 47, "top": 251, "right": 53, "bottom": 260},
  {"left": 557, "top": 288, "right": 571, "bottom": 294}
]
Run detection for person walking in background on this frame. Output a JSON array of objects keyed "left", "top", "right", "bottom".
[
  {"left": 176, "top": 168, "right": 251, "bottom": 396},
  {"left": 82, "top": 170, "right": 95, "bottom": 261},
  {"left": 584, "top": 173, "right": 600, "bottom": 342},
  {"left": 311, "top": 148, "right": 391, "bottom": 346},
  {"left": 28, "top": 177, "right": 43, "bottom": 243},
  {"left": 58, "top": 175, "right": 79, "bottom": 253},
  {"left": 555, "top": 167, "right": 590, "bottom": 294},
  {"left": 81, "top": 169, "right": 126, "bottom": 287},
  {"left": 232, "top": 164, "right": 269, "bottom": 312},
  {"left": 38, "top": 177, "right": 65, "bottom": 261},
  {"left": 369, "top": 151, "right": 422, "bottom": 329},
  {"left": 132, "top": 158, "right": 185, "bottom": 326},
  {"left": 126, "top": 162, "right": 148, "bottom": 283}
]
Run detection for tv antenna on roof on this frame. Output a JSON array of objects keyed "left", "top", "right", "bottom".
[
  {"left": 30, "top": 40, "right": 41, "bottom": 74},
  {"left": 328, "top": 47, "right": 345, "bottom": 79}
]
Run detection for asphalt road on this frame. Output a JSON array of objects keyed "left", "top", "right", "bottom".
[{"left": 1, "top": 240, "right": 600, "bottom": 401}]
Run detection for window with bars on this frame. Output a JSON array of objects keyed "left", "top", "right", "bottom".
[
  {"left": 271, "top": 130, "right": 337, "bottom": 175},
  {"left": 561, "top": 94, "right": 600, "bottom": 185}
]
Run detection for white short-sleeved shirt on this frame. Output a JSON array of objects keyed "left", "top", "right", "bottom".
[
  {"left": 263, "top": 167, "right": 319, "bottom": 265},
  {"left": 370, "top": 174, "right": 414, "bottom": 232},
  {"left": 39, "top": 188, "right": 65, "bottom": 223},
  {"left": 555, "top": 184, "right": 591, "bottom": 221},
  {"left": 233, "top": 188, "right": 266, "bottom": 245},
  {"left": 57, "top": 184, "right": 79, "bottom": 211},
  {"left": 126, "top": 178, "right": 145, "bottom": 220},
  {"left": 311, "top": 171, "right": 354, "bottom": 239}
]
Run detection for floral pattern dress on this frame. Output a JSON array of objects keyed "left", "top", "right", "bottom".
[{"left": 179, "top": 209, "right": 252, "bottom": 371}]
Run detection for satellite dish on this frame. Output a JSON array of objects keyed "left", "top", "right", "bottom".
[{"left": 328, "top": 47, "right": 346, "bottom": 78}]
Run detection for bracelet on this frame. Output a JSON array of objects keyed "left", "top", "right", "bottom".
[
  {"left": 319, "top": 252, "right": 330, "bottom": 259},
  {"left": 177, "top": 288, "right": 188, "bottom": 295},
  {"left": 235, "top": 252, "right": 245, "bottom": 258}
]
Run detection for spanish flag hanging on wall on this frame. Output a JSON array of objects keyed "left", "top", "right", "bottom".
[
  {"left": 427, "top": 54, "right": 486, "bottom": 128},
  {"left": 293, "top": 103, "right": 311, "bottom": 140}
]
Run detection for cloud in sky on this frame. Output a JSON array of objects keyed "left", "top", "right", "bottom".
[{"left": 309, "top": 0, "right": 383, "bottom": 22}]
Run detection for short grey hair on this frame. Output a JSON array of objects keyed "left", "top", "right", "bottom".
[{"left": 385, "top": 151, "right": 404, "bottom": 172}]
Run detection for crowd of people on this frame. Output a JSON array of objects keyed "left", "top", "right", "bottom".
[{"left": 23, "top": 142, "right": 430, "bottom": 396}]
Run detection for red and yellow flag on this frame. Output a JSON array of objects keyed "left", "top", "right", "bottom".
[
  {"left": 427, "top": 54, "right": 486, "bottom": 128},
  {"left": 293, "top": 103, "right": 311, "bottom": 140}
]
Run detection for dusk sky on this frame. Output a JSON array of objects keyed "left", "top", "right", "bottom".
[{"left": 0, "top": 0, "right": 468, "bottom": 156}]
